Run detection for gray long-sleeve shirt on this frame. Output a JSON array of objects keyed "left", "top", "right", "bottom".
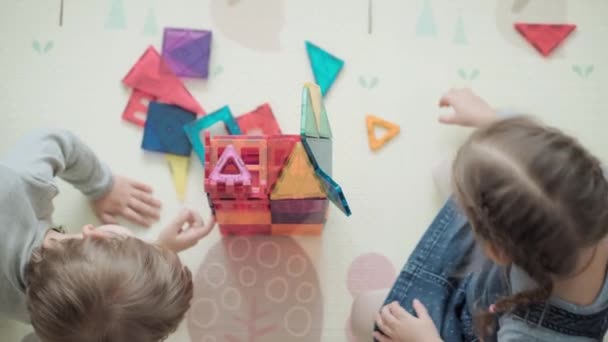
[{"left": 0, "top": 129, "right": 113, "bottom": 322}]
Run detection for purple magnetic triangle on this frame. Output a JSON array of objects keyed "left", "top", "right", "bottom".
[{"left": 209, "top": 145, "right": 252, "bottom": 184}]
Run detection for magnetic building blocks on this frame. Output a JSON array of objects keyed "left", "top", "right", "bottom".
[
  {"left": 201, "top": 83, "right": 351, "bottom": 235},
  {"left": 162, "top": 28, "right": 212, "bottom": 78}
]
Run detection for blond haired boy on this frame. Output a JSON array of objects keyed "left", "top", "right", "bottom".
[{"left": 0, "top": 129, "right": 214, "bottom": 341}]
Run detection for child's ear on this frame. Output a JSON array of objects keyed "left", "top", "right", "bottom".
[{"left": 483, "top": 242, "right": 511, "bottom": 265}]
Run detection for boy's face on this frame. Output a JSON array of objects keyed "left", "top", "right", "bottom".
[{"left": 44, "top": 224, "right": 136, "bottom": 247}]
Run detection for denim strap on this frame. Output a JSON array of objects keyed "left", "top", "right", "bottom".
[{"left": 513, "top": 304, "right": 608, "bottom": 340}]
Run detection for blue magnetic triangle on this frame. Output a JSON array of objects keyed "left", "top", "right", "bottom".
[
  {"left": 316, "top": 167, "right": 351, "bottom": 216},
  {"left": 299, "top": 133, "right": 347, "bottom": 216},
  {"left": 305, "top": 41, "right": 344, "bottom": 96},
  {"left": 302, "top": 136, "right": 332, "bottom": 177}
]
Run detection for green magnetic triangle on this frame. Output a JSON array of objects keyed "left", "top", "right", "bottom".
[
  {"left": 304, "top": 83, "right": 332, "bottom": 139},
  {"left": 317, "top": 105, "right": 332, "bottom": 139},
  {"left": 300, "top": 85, "right": 320, "bottom": 138},
  {"left": 305, "top": 41, "right": 344, "bottom": 96}
]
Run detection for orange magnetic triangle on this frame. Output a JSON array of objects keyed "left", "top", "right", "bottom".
[
  {"left": 514, "top": 23, "right": 576, "bottom": 57},
  {"left": 270, "top": 142, "right": 326, "bottom": 200},
  {"left": 366, "top": 115, "right": 400, "bottom": 151}
]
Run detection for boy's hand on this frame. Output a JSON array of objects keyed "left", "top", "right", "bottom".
[
  {"left": 92, "top": 175, "right": 161, "bottom": 227},
  {"left": 373, "top": 300, "right": 442, "bottom": 342},
  {"left": 157, "top": 209, "right": 215, "bottom": 253},
  {"left": 438, "top": 88, "right": 497, "bottom": 127}
]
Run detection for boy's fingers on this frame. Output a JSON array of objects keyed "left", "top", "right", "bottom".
[
  {"left": 375, "top": 313, "right": 392, "bottom": 337},
  {"left": 388, "top": 302, "right": 409, "bottom": 320},
  {"left": 195, "top": 218, "right": 214, "bottom": 236},
  {"left": 205, "top": 217, "right": 216, "bottom": 231},
  {"left": 101, "top": 213, "right": 118, "bottom": 225},
  {"left": 180, "top": 216, "right": 215, "bottom": 241},
  {"left": 123, "top": 207, "right": 151, "bottom": 227},
  {"left": 177, "top": 226, "right": 208, "bottom": 247},
  {"left": 129, "top": 198, "right": 160, "bottom": 220},
  {"left": 439, "top": 95, "right": 452, "bottom": 107},
  {"left": 134, "top": 190, "right": 162, "bottom": 208},
  {"left": 373, "top": 331, "right": 391, "bottom": 342},
  {"left": 130, "top": 179, "right": 153, "bottom": 193},
  {"left": 438, "top": 113, "right": 457, "bottom": 124},
  {"left": 170, "top": 209, "right": 193, "bottom": 230},
  {"left": 439, "top": 88, "right": 460, "bottom": 106},
  {"left": 183, "top": 209, "right": 198, "bottom": 227},
  {"left": 413, "top": 299, "right": 431, "bottom": 320},
  {"left": 189, "top": 211, "right": 204, "bottom": 227}
]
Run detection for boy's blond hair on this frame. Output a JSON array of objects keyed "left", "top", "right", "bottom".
[{"left": 25, "top": 236, "right": 193, "bottom": 342}]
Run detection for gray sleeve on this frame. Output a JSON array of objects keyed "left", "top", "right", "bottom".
[
  {"left": 498, "top": 324, "right": 538, "bottom": 341},
  {"left": 1, "top": 129, "right": 113, "bottom": 200}
]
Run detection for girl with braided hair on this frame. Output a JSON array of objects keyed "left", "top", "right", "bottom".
[{"left": 351, "top": 89, "right": 608, "bottom": 342}]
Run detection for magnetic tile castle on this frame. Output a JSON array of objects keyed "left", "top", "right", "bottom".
[
  {"left": 120, "top": 43, "right": 351, "bottom": 231},
  {"left": 203, "top": 83, "right": 351, "bottom": 236}
]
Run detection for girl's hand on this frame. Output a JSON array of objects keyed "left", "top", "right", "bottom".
[
  {"left": 438, "top": 88, "right": 497, "bottom": 127},
  {"left": 157, "top": 209, "right": 215, "bottom": 253},
  {"left": 374, "top": 300, "right": 442, "bottom": 342},
  {"left": 93, "top": 175, "right": 161, "bottom": 227}
]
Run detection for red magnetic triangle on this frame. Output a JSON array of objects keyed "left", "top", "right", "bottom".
[
  {"left": 514, "top": 23, "right": 576, "bottom": 57},
  {"left": 123, "top": 46, "right": 205, "bottom": 114}
]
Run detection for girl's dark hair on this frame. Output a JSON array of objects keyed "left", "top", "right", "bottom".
[{"left": 451, "top": 116, "right": 608, "bottom": 338}]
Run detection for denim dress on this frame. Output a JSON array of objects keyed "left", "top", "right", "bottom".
[{"left": 377, "top": 198, "right": 608, "bottom": 341}]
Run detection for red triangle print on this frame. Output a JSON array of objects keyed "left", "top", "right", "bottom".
[{"left": 514, "top": 23, "right": 576, "bottom": 57}]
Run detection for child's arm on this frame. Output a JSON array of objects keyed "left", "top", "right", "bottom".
[
  {"left": 1, "top": 129, "right": 160, "bottom": 226},
  {"left": 438, "top": 88, "right": 498, "bottom": 127},
  {"left": 2, "top": 129, "right": 113, "bottom": 199}
]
